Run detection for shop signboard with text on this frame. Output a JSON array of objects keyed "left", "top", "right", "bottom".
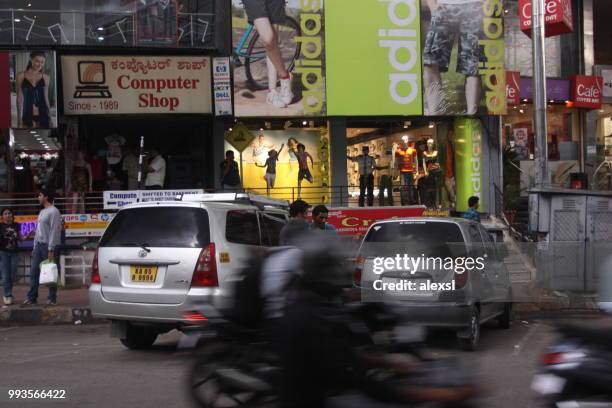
[
  {"left": 594, "top": 65, "right": 612, "bottom": 103},
  {"left": 571, "top": 75, "right": 603, "bottom": 109},
  {"left": 454, "top": 118, "right": 484, "bottom": 213},
  {"left": 420, "top": 0, "right": 506, "bottom": 116},
  {"left": 231, "top": 0, "right": 325, "bottom": 117},
  {"left": 16, "top": 214, "right": 116, "bottom": 238},
  {"left": 324, "top": 207, "right": 427, "bottom": 237},
  {"left": 506, "top": 71, "right": 521, "bottom": 106},
  {"left": 325, "top": 0, "right": 422, "bottom": 116},
  {"left": 519, "top": 0, "right": 573, "bottom": 37},
  {"left": 61, "top": 56, "right": 212, "bottom": 115},
  {"left": 103, "top": 189, "right": 205, "bottom": 210}
]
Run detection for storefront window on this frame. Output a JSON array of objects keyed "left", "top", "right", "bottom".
[
  {"left": 503, "top": 104, "right": 579, "bottom": 192},
  {"left": 594, "top": 106, "right": 612, "bottom": 190},
  {"left": 345, "top": 120, "right": 456, "bottom": 210},
  {"left": 224, "top": 123, "right": 331, "bottom": 203}
]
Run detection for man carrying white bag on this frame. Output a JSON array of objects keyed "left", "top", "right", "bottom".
[{"left": 23, "top": 189, "right": 62, "bottom": 306}]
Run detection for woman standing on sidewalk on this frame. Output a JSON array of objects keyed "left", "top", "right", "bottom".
[{"left": 0, "top": 209, "right": 21, "bottom": 305}]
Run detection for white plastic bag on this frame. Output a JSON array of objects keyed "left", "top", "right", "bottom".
[{"left": 39, "top": 261, "right": 58, "bottom": 286}]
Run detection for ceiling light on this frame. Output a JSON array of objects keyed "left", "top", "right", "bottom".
[
  {"left": 519, "top": 109, "right": 524, "bottom": 114},
  {"left": 428, "top": 122, "right": 435, "bottom": 128},
  {"left": 549, "top": 100, "right": 554, "bottom": 103},
  {"left": 27, "top": 3, "right": 31, "bottom": 7},
  {"left": 97, "top": 27, "right": 104, "bottom": 31},
  {"left": 302, "top": 121, "right": 307, "bottom": 126},
  {"left": 522, "top": 99, "right": 528, "bottom": 102},
  {"left": 97, "top": 36, "right": 105, "bottom": 41},
  {"left": 228, "top": 127, "right": 233, "bottom": 131},
  {"left": 14, "top": 18, "right": 21, "bottom": 22},
  {"left": 30, "top": 130, "right": 36, "bottom": 134}
]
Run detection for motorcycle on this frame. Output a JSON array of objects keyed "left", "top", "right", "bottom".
[
  {"left": 531, "top": 323, "right": 612, "bottom": 407},
  {"left": 180, "top": 301, "right": 484, "bottom": 408}
]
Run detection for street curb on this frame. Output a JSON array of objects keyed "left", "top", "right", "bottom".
[{"left": 0, "top": 306, "right": 103, "bottom": 326}]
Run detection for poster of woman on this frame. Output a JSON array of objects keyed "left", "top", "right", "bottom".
[{"left": 10, "top": 51, "right": 57, "bottom": 129}]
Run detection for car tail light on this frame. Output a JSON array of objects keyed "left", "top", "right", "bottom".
[
  {"left": 91, "top": 249, "right": 101, "bottom": 284},
  {"left": 540, "top": 351, "right": 585, "bottom": 365},
  {"left": 354, "top": 256, "right": 364, "bottom": 286},
  {"left": 455, "top": 269, "right": 469, "bottom": 289},
  {"left": 191, "top": 243, "right": 218, "bottom": 287},
  {"left": 183, "top": 311, "right": 208, "bottom": 322}
]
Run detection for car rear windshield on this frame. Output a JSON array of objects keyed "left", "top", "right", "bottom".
[
  {"left": 362, "top": 221, "right": 466, "bottom": 258},
  {"left": 99, "top": 207, "right": 210, "bottom": 248}
]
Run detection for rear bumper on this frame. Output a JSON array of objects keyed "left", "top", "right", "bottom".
[
  {"left": 88, "top": 284, "right": 225, "bottom": 325},
  {"left": 385, "top": 301, "right": 473, "bottom": 328}
]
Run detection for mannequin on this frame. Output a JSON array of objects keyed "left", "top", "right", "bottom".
[
  {"left": 70, "top": 151, "right": 92, "bottom": 214},
  {"left": 422, "top": 138, "right": 442, "bottom": 208},
  {"left": 395, "top": 135, "right": 418, "bottom": 205}
]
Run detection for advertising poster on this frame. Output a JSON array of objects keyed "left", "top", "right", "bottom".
[
  {"left": 16, "top": 213, "right": 116, "bottom": 238},
  {"left": 421, "top": 1, "right": 506, "bottom": 116},
  {"left": 224, "top": 129, "right": 329, "bottom": 202},
  {"left": 513, "top": 127, "right": 530, "bottom": 160},
  {"left": 61, "top": 55, "right": 212, "bottom": 114},
  {"left": 9, "top": 50, "right": 58, "bottom": 129},
  {"left": 325, "top": 0, "right": 422, "bottom": 116},
  {"left": 454, "top": 118, "right": 484, "bottom": 212},
  {"left": 103, "top": 189, "right": 205, "bottom": 210},
  {"left": 232, "top": 0, "right": 325, "bottom": 117},
  {"left": 213, "top": 57, "right": 233, "bottom": 116}
]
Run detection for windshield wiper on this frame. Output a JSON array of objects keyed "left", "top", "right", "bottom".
[{"left": 121, "top": 243, "right": 151, "bottom": 252}]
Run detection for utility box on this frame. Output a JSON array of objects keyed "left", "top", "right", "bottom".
[{"left": 528, "top": 188, "right": 612, "bottom": 291}]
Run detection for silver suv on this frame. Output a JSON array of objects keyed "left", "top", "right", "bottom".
[
  {"left": 89, "top": 194, "right": 288, "bottom": 349},
  {"left": 355, "top": 217, "right": 512, "bottom": 351}
]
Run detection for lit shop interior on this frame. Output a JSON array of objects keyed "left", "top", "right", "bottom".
[
  {"left": 1, "top": 129, "right": 63, "bottom": 194},
  {"left": 346, "top": 119, "right": 456, "bottom": 210},
  {"left": 502, "top": 102, "right": 581, "bottom": 195},
  {"left": 595, "top": 105, "right": 612, "bottom": 190}
]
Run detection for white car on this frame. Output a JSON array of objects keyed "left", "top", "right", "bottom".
[{"left": 89, "top": 193, "right": 288, "bottom": 349}]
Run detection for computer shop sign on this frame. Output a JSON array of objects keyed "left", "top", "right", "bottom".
[{"left": 61, "top": 56, "right": 212, "bottom": 114}]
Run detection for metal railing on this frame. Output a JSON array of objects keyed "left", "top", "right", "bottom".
[
  {"left": 0, "top": 191, "right": 105, "bottom": 216},
  {"left": 0, "top": 8, "right": 215, "bottom": 48}
]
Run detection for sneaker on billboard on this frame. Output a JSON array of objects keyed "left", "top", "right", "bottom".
[
  {"left": 280, "top": 75, "right": 293, "bottom": 105},
  {"left": 266, "top": 89, "right": 287, "bottom": 108}
]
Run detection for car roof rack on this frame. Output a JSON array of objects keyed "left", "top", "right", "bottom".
[{"left": 176, "top": 192, "right": 290, "bottom": 210}]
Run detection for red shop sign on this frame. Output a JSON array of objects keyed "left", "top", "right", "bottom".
[
  {"left": 318, "top": 206, "right": 427, "bottom": 238},
  {"left": 571, "top": 75, "right": 603, "bottom": 109},
  {"left": 519, "top": 0, "right": 573, "bottom": 38},
  {"left": 506, "top": 71, "right": 521, "bottom": 106}
]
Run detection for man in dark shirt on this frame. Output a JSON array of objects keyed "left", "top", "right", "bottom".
[{"left": 220, "top": 150, "right": 241, "bottom": 190}]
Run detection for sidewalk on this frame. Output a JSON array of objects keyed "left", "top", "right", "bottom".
[{"left": 0, "top": 285, "right": 98, "bottom": 326}]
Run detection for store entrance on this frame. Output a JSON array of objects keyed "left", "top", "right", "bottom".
[{"left": 76, "top": 115, "right": 213, "bottom": 190}]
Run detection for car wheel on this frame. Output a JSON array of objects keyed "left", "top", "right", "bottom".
[
  {"left": 497, "top": 302, "right": 512, "bottom": 329},
  {"left": 120, "top": 325, "right": 158, "bottom": 350},
  {"left": 457, "top": 306, "right": 480, "bottom": 351}
]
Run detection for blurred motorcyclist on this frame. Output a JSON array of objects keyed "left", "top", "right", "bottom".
[{"left": 279, "top": 231, "right": 480, "bottom": 408}]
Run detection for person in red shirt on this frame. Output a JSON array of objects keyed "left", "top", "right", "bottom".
[{"left": 395, "top": 135, "right": 418, "bottom": 205}]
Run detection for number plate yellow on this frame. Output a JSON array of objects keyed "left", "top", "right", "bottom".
[{"left": 130, "top": 265, "right": 158, "bottom": 283}]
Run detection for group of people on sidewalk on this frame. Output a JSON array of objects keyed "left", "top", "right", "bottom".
[{"left": 1, "top": 189, "right": 62, "bottom": 306}]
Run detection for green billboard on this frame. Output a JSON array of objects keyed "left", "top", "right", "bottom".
[
  {"left": 325, "top": 0, "right": 422, "bottom": 116},
  {"left": 454, "top": 117, "right": 484, "bottom": 213}
]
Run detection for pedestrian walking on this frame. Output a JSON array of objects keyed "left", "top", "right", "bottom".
[
  {"left": 220, "top": 150, "right": 241, "bottom": 191},
  {"left": 347, "top": 146, "right": 376, "bottom": 207},
  {"left": 1, "top": 208, "right": 21, "bottom": 305},
  {"left": 279, "top": 199, "right": 310, "bottom": 246},
  {"left": 23, "top": 189, "right": 62, "bottom": 305},
  {"left": 463, "top": 196, "right": 481, "bottom": 223}
]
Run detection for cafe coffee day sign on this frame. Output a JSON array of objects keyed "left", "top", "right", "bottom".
[
  {"left": 325, "top": 0, "right": 422, "bottom": 115},
  {"left": 61, "top": 56, "right": 212, "bottom": 114},
  {"left": 519, "top": 0, "right": 573, "bottom": 37}
]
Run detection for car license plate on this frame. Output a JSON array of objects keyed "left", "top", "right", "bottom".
[
  {"left": 531, "top": 374, "right": 566, "bottom": 395},
  {"left": 130, "top": 265, "right": 158, "bottom": 283}
]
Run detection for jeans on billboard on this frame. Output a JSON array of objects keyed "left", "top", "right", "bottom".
[
  {"left": 26, "top": 243, "right": 57, "bottom": 303},
  {"left": 359, "top": 174, "right": 374, "bottom": 207},
  {"left": 400, "top": 172, "right": 414, "bottom": 205},
  {"left": 378, "top": 175, "right": 393, "bottom": 206},
  {"left": 1, "top": 251, "right": 18, "bottom": 298}
]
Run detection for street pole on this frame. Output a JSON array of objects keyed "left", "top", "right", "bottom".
[
  {"left": 137, "top": 136, "right": 145, "bottom": 194},
  {"left": 532, "top": 0, "right": 549, "bottom": 188}
]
